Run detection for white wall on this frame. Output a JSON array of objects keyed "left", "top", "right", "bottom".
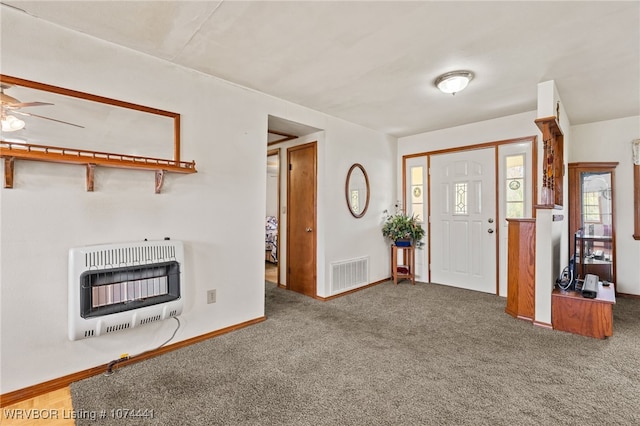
[
  {"left": 268, "top": 126, "right": 396, "bottom": 298},
  {"left": 0, "top": 9, "right": 395, "bottom": 393},
  {"left": 570, "top": 116, "right": 640, "bottom": 295},
  {"left": 534, "top": 80, "right": 571, "bottom": 326},
  {"left": 398, "top": 111, "right": 538, "bottom": 157}
]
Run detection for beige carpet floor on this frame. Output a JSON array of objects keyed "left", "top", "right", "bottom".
[{"left": 71, "top": 281, "right": 640, "bottom": 425}]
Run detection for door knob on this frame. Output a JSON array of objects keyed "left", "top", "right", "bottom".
[
  {"left": 305, "top": 227, "right": 313, "bottom": 232},
  {"left": 488, "top": 228, "right": 494, "bottom": 234}
]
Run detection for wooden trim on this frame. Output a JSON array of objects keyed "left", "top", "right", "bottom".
[
  {"left": 533, "top": 320, "right": 553, "bottom": 329},
  {"left": 534, "top": 204, "right": 563, "bottom": 210},
  {"left": 532, "top": 135, "right": 538, "bottom": 218},
  {"left": 567, "top": 162, "right": 619, "bottom": 169},
  {"left": 506, "top": 218, "right": 536, "bottom": 223},
  {"left": 412, "top": 136, "right": 537, "bottom": 158},
  {"left": 267, "top": 148, "right": 281, "bottom": 285},
  {"left": 634, "top": 165, "right": 640, "bottom": 240},
  {"left": 494, "top": 147, "right": 500, "bottom": 295},
  {"left": 401, "top": 156, "right": 407, "bottom": 213},
  {"left": 427, "top": 155, "right": 432, "bottom": 283},
  {"left": 0, "top": 316, "right": 266, "bottom": 407},
  {"left": 556, "top": 133, "right": 564, "bottom": 206},
  {"left": 267, "top": 130, "right": 298, "bottom": 145},
  {"left": 174, "top": 114, "right": 181, "bottom": 163}
]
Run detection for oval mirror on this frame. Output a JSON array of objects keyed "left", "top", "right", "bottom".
[{"left": 345, "top": 163, "right": 370, "bottom": 218}]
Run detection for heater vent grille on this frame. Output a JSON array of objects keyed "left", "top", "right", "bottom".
[
  {"left": 106, "top": 323, "right": 130, "bottom": 333},
  {"left": 69, "top": 240, "right": 184, "bottom": 341},
  {"left": 330, "top": 257, "right": 369, "bottom": 295},
  {"left": 84, "top": 244, "right": 177, "bottom": 269},
  {"left": 140, "top": 315, "right": 162, "bottom": 325}
]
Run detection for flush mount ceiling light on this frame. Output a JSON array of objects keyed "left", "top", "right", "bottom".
[{"left": 434, "top": 70, "right": 474, "bottom": 95}]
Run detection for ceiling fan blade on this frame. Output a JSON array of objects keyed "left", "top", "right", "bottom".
[
  {"left": 1, "top": 90, "right": 54, "bottom": 108},
  {"left": 5, "top": 101, "right": 54, "bottom": 108},
  {"left": 12, "top": 110, "right": 85, "bottom": 128}
]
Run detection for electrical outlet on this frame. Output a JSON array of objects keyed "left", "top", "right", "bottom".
[{"left": 207, "top": 289, "right": 216, "bottom": 304}]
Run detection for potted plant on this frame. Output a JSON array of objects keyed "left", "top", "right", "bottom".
[{"left": 381, "top": 210, "right": 426, "bottom": 248}]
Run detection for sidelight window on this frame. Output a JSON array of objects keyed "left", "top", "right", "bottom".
[{"left": 505, "top": 154, "right": 525, "bottom": 218}]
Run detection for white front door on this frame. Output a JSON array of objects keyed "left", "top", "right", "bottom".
[{"left": 429, "top": 148, "right": 497, "bottom": 293}]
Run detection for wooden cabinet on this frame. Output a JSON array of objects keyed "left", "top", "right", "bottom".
[
  {"left": 505, "top": 219, "right": 536, "bottom": 321},
  {"left": 568, "top": 162, "right": 618, "bottom": 285},
  {"left": 552, "top": 282, "right": 615, "bottom": 339}
]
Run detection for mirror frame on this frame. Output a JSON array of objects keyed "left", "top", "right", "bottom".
[
  {"left": 634, "top": 164, "right": 640, "bottom": 240},
  {"left": 345, "top": 163, "right": 370, "bottom": 218},
  {"left": 0, "top": 74, "right": 182, "bottom": 162},
  {"left": 633, "top": 139, "right": 640, "bottom": 240}
]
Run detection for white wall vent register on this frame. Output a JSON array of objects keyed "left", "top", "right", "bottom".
[{"left": 68, "top": 240, "right": 184, "bottom": 340}]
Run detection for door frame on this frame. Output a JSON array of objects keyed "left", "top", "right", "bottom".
[{"left": 402, "top": 136, "right": 537, "bottom": 294}]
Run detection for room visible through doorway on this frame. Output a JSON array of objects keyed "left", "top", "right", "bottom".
[{"left": 265, "top": 149, "right": 280, "bottom": 284}]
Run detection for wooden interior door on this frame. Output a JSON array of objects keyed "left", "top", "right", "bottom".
[{"left": 286, "top": 142, "right": 317, "bottom": 297}]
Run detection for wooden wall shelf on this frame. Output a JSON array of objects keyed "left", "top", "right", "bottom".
[
  {"left": 535, "top": 116, "right": 564, "bottom": 207},
  {"left": 1, "top": 141, "right": 196, "bottom": 193}
]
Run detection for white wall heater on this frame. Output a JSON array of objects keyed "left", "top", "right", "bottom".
[{"left": 68, "top": 239, "right": 184, "bottom": 341}]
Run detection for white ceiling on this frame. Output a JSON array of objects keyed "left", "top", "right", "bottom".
[{"left": 4, "top": 1, "right": 639, "bottom": 138}]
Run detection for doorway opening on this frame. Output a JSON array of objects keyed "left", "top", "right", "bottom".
[
  {"left": 264, "top": 115, "right": 322, "bottom": 291},
  {"left": 265, "top": 149, "right": 280, "bottom": 284}
]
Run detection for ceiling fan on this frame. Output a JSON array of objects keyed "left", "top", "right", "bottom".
[{"left": 1, "top": 84, "right": 84, "bottom": 131}]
